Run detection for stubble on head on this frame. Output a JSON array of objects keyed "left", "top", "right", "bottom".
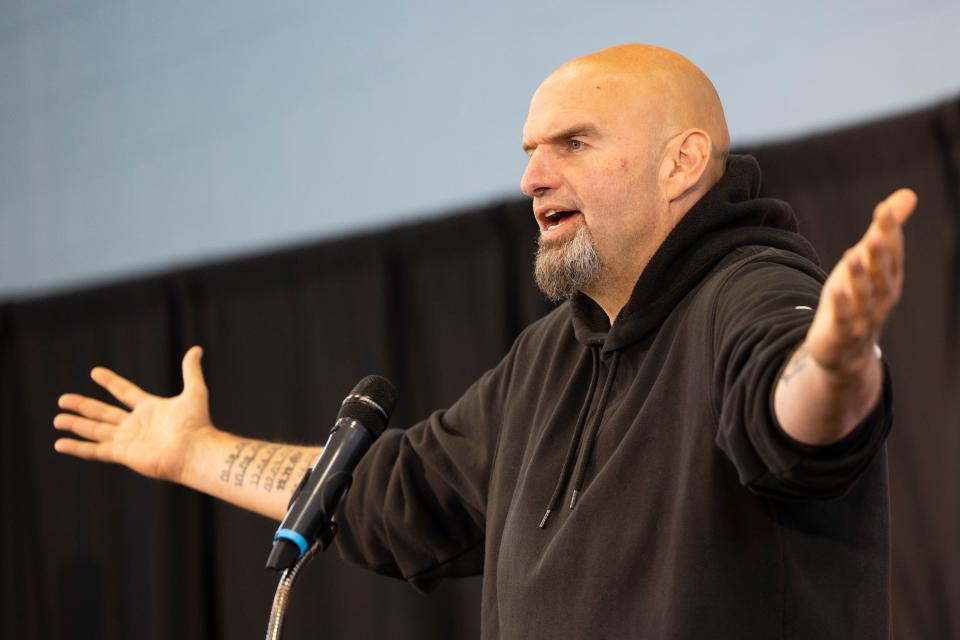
[{"left": 533, "top": 221, "right": 602, "bottom": 302}]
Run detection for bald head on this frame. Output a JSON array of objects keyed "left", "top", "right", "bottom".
[{"left": 531, "top": 44, "right": 730, "bottom": 183}]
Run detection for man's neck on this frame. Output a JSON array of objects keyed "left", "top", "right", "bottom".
[
  {"left": 587, "top": 195, "right": 710, "bottom": 324},
  {"left": 582, "top": 271, "right": 639, "bottom": 326}
]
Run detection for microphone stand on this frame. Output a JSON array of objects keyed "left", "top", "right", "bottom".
[{"left": 264, "top": 522, "right": 338, "bottom": 640}]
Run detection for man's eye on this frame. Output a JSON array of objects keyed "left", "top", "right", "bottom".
[{"left": 568, "top": 139, "right": 584, "bottom": 151}]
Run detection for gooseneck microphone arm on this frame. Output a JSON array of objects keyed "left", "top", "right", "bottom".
[{"left": 265, "top": 539, "right": 320, "bottom": 640}]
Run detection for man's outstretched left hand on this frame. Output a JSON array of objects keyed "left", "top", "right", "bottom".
[
  {"left": 805, "top": 188, "right": 917, "bottom": 376},
  {"left": 774, "top": 188, "right": 917, "bottom": 445}
]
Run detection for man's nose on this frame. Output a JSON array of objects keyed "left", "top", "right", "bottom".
[{"left": 520, "top": 149, "right": 559, "bottom": 198}]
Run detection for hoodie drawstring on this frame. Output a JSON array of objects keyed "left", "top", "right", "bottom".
[
  {"left": 567, "top": 349, "right": 620, "bottom": 510},
  {"left": 539, "top": 347, "right": 600, "bottom": 529},
  {"left": 539, "top": 347, "right": 621, "bottom": 528}
]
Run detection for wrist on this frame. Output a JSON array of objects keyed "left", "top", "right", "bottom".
[
  {"left": 176, "top": 423, "right": 222, "bottom": 487},
  {"left": 808, "top": 340, "right": 882, "bottom": 388},
  {"left": 807, "top": 343, "right": 883, "bottom": 431},
  {"left": 775, "top": 341, "right": 884, "bottom": 445}
]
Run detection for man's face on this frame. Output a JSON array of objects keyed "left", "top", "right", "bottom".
[{"left": 521, "top": 65, "right": 673, "bottom": 300}]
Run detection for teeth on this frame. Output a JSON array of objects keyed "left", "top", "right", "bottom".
[
  {"left": 541, "top": 209, "right": 579, "bottom": 232},
  {"left": 543, "top": 210, "right": 576, "bottom": 232}
]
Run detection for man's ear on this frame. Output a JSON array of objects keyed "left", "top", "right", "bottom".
[{"left": 660, "top": 129, "right": 713, "bottom": 202}]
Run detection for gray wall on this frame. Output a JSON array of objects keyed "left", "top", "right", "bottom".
[{"left": 2, "top": 0, "right": 958, "bottom": 298}]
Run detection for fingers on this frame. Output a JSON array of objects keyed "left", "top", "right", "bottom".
[
  {"left": 868, "top": 201, "right": 905, "bottom": 276},
  {"left": 866, "top": 186, "right": 915, "bottom": 272},
  {"left": 847, "top": 189, "right": 914, "bottom": 327},
  {"left": 90, "top": 367, "right": 150, "bottom": 409},
  {"left": 53, "top": 412, "right": 115, "bottom": 442},
  {"left": 58, "top": 393, "right": 128, "bottom": 424},
  {"left": 843, "top": 251, "right": 875, "bottom": 339},
  {"left": 53, "top": 437, "right": 114, "bottom": 463},
  {"left": 829, "top": 284, "right": 854, "bottom": 336},
  {"left": 865, "top": 234, "right": 895, "bottom": 313},
  {"left": 807, "top": 189, "right": 915, "bottom": 373},
  {"left": 824, "top": 244, "right": 884, "bottom": 348},
  {"left": 181, "top": 346, "right": 207, "bottom": 391}
]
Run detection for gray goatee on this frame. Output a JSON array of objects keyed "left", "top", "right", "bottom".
[{"left": 534, "top": 222, "right": 602, "bottom": 302}]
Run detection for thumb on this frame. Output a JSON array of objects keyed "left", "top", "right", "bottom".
[
  {"left": 883, "top": 187, "right": 918, "bottom": 225},
  {"left": 182, "top": 345, "right": 207, "bottom": 391}
]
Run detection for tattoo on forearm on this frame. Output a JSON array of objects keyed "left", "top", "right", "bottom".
[
  {"left": 219, "top": 442, "right": 313, "bottom": 495},
  {"left": 250, "top": 445, "right": 281, "bottom": 488},
  {"left": 220, "top": 441, "right": 251, "bottom": 483},
  {"left": 233, "top": 442, "right": 265, "bottom": 487},
  {"left": 780, "top": 347, "right": 810, "bottom": 385},
  {"left": 262, "top": 449, "right": 291, "bottom": 493},
  {"left": 274, "top": 450, "right": 304, "bottom": 492}
]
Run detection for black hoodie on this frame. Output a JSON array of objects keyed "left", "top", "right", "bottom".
[{"left": 336, "top": 155, "right": 892, "bottom": 639}]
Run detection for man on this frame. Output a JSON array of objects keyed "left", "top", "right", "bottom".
[{"left": 54, "top": 45, "right": 916, "bottom": 638}]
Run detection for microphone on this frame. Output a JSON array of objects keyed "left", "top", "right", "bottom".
[{"left": 265, "top": 375, "right": 398, "bottom": 571}]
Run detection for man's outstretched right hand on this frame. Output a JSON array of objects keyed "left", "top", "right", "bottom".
[
  {"left": 54, "top": 345, "right": 215, "bottom": 484},
  {"left": 54, "top": 345, "right": 320, "bottom": 521}
]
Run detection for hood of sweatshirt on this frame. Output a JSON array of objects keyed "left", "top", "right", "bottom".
[{"left": 571, "top": 154, "right": 820, "bottom": 351}]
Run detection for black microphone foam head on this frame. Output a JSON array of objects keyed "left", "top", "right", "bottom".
[{"left": 336, "top": 375, "right": 398, "bottom": 438}]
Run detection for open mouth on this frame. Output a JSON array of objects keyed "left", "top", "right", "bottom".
[{"left": 543, "top": 210, "right": 581, "bottom": 231}]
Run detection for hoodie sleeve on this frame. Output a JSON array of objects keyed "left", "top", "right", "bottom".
[
  {"left": 334, "top": 339, "right": 519, "bottom": 592},
  {"left": 711, "top": 250, "right": 893, "bottom": 500}
]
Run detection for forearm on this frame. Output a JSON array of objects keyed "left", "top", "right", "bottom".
[
  {"left": 773, "top": 343, "right": 883, "bottom": 445},
  {"left": 180, "top": 426, "right": 322, "bottom": 521}
]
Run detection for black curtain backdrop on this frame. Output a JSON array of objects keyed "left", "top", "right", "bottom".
[{"left": 3, "top": 97, "right": 958, "bottom": 639}]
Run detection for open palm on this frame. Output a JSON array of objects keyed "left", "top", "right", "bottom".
[{"left": 54, "top": 346, "right": 213, "bottom": 483}]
